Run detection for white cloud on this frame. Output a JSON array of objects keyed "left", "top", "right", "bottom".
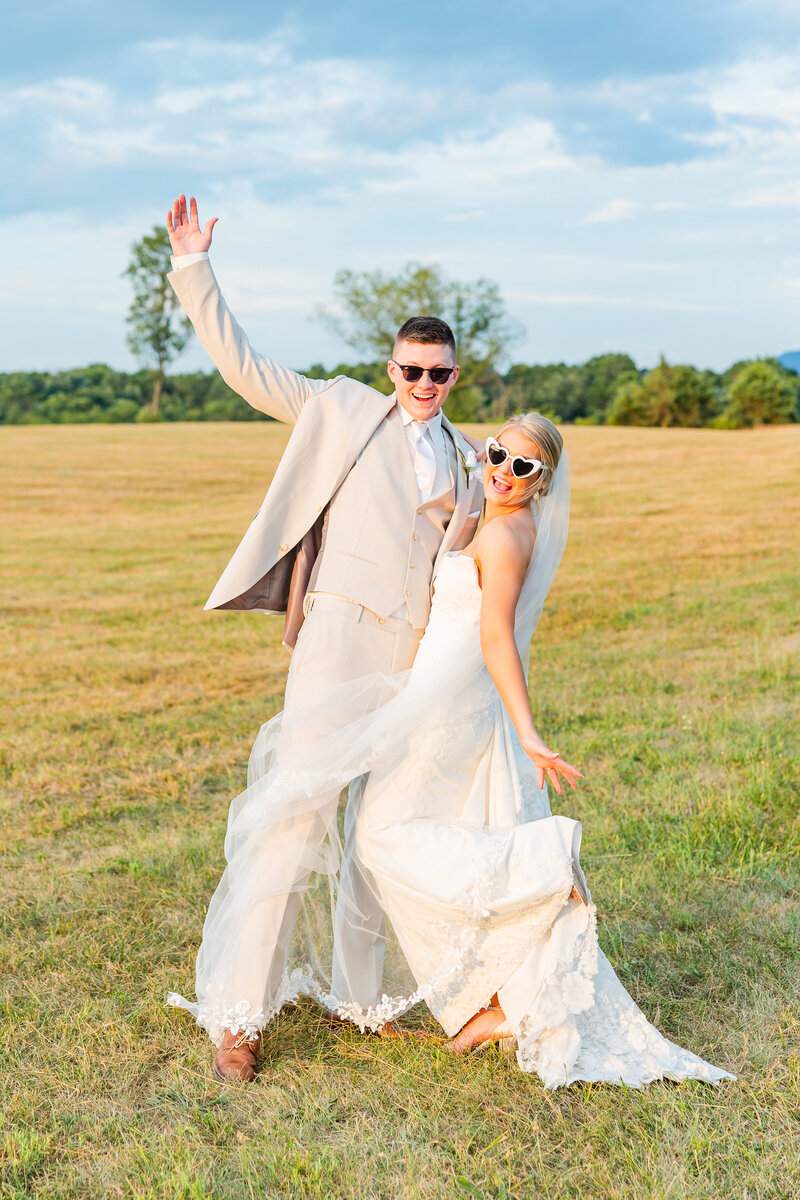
[
  {"left": 6, "top": 49, "right": 528, "bottom": 187},
  {"left": 362, "top": 119, "right": 583, "bottom": 205},
  {"left": 442, "top": 210, "right": 487, "bottom": 222},
  {"left": 16, "top": 76, "right": 113, "bottom": 111},
  {"left": 584, "top": 198, "right": 642, "bottom": 224},
  {"left": 47, "top": 118, "right": 193, "bottom": 166},
  {"left": 153, "top": 56, "right": 389, "bottom": 131},
  {"left": 731, "top": 181, "right": 800, "bottom": 208},
  {"left": 704, "top": 51, "right": 800, "bottom": 127},
  {"left": 682, "top": 47, "right": 800, "bottom": 160},
  {"left": 153, "top": 82, "right": 256, "bottom": 117},
  {"left": 506, "top": 290, "right": 732, "bottom": 312},
  {"left": 0, "top": 76, "right": 112, "bottom": 117},
  {"left": 5, "top": 39, "right": 800, "bottom": 371},
  {"left": 139, "top": 31, "right": 296, "bottom": 66}
]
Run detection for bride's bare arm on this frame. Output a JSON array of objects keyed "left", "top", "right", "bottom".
[
  {"left": 477, "top": 521, "right": 581, "bottom": 793},
  {"left": 478, "top": 521, "right": 534, "bottom": 736}
]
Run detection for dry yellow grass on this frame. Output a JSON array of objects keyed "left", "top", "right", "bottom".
[{"left": 1, "top": 421, "right": 799, "bottom": 1199}]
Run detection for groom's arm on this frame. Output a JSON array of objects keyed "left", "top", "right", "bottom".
[
  {"left": 169, "top": 257, "right": 322, "bottom": 425},
  {"left": 167, "top": 195, "right": 328, "bottom": 426}
]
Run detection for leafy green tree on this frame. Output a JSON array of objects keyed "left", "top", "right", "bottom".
[
  {"left": 722, "top": 360, "right": 797, "bottom": 427},
  {"left": 493, "top": 354, "right": 640, "bottom": 424},
  {"left": 124, "top": 226, "right": 191, "bottom": 414},
  {"left": 532, "top": 365, "right": 583, "bottom": 422},
  {"left": 314, "top": 262, "right": 522, "bottom": 406},
  {"left": 607, "top": 357, "right": 714, "bottom": 427},
  {"left": 0, "top": 372, "right": 45, "bottom": 424},
  {"left": 647, "top": 360, "right": 714, "bottom": 427},
  {"left": 606, "top": 377, "right": 652, "bottom": 426},
  {"left": 580, "top": 353, "right": 640, "bottom": 422},
  {"left": 107, "top": 398, "right": 140, "bottom": 423},
  {"left": 304, "top": 360, "right": 394, "bottom": 395},
  {"left": 491, "top": 363, "right": 576, "bottom": 422}
]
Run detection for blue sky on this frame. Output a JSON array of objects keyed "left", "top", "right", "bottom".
[{"left": 3, "top": 0, "right": 800, "bottom": 373}]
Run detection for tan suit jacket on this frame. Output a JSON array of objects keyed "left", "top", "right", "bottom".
[{"left": 168, "top": 259, "right": 483, "bottom": 638}]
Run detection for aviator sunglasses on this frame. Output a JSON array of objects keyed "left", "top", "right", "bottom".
[
  {"left": 391, "top": 361, "right": 456, "bottom": 385},
  {"left": 485, "top": 436, "right": 548, "bottom": 478}
]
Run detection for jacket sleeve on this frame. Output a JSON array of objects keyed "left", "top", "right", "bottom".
[{"left": 168, "top": 257, "right": 330, "bottom": 425}]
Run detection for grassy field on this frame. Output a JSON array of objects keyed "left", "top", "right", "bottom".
[{"left": 1, "top": 422, "right": 798, "bottom": 1200}]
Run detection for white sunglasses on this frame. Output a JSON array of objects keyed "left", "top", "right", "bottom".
[{"left": 485, "top": 436, "right": 548, "bottom": 478}]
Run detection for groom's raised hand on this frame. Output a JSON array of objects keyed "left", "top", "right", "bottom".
[{"left": 167, "top": 195, "right": 218, "bottom": 256}]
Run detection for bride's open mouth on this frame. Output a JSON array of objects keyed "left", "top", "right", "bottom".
[{"left": 489, "top": 473, "right": 513, "bottom": 496}]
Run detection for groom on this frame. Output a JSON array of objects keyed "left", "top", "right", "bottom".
[{"left": 167, "top": 195, "right": 483, "bottom": 1080}]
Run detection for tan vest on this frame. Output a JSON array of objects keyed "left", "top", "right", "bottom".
[{"left": 309, "top": 407, "right": 456, "bottom": 627}]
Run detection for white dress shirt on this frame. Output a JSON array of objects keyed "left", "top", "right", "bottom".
[
  {"left": 397, "top": 403, "right": 452, "bottom": 503},
  {"left": 171, "top": 252, "right": 209, "bottom": 271}
]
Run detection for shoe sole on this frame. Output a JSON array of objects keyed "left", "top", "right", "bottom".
[{"left": 213, "top": 1061, "right": 256, "bottom": 1083}]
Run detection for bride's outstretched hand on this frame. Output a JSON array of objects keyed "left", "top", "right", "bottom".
[
  {"left": 167, "top": 194, "right": 218, "bottom": 256},
  {"left": 521, "top": 733, "right": 583, "bottom": 794}
]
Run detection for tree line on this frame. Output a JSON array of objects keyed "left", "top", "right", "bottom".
[
  {"left": 2, "top": 224, "right": 797, "bottom": 429},
  {"left": 1, "top": 351, "right": 797, "bottom": 428}
]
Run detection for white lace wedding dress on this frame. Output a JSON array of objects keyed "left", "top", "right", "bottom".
[{"left": 169, "top": 460, "right": 734, "bottom": 1090}]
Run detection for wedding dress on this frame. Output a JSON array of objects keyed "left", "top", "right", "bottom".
[{"left": 169, "top": 454, "right": 734, "bottom": 1089}]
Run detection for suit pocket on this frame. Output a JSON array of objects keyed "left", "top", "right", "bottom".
[{"left": 340, "top": 550, "right": 380, "bottom": 567}]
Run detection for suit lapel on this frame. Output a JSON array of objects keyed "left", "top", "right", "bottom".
[{"left": 434, "top": 417, "right": 474, "bottom": 567}]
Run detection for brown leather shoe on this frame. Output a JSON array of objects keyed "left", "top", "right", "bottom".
[
  {"left": 374, "top": 1020, "right": 412, "bottom": 1040},
  {"left": 213, "top": 1029, "right": 262, "bottom": 1082}
]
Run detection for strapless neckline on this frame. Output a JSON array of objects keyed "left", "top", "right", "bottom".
[{"left": 444, "top": 550, "right": 480, "bottom": 585}]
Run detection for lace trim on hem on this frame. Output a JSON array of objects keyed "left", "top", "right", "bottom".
[
  {"left": 166, "top": 966, "right": 312, "bottom": 1046},
  {"left": 512, "top": 908, "right": 736, "bottom": 1089},
  {"left": 166, "top": 945, "right": 469, "bottom": 1045}
]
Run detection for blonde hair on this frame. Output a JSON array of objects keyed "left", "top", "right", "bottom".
[{"left": 496, "top": 412, "right": 563, "bottom": 505}]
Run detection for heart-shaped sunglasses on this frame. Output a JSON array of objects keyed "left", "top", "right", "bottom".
[{"left": 485, "top": 436, "right": 548, "bottom": 478}]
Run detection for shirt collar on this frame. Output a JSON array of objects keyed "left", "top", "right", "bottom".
[{"left": 397, "top": 403, "right": 443, "bottom": 437}]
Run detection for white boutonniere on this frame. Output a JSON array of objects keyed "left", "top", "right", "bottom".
[{"left": 457, "top": 445, "right": 480, "bottom": 487}]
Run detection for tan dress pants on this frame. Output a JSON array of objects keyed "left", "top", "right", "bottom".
[{"left": 233, "top": 595, "right": 423, "bottom": 1017}]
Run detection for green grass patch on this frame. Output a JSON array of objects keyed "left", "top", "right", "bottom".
[{"left": 1, "top": 423, "right": 798, "bottom": 1198}]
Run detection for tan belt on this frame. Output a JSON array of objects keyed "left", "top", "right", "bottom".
[{"left": 304, "top": 592, "right": 422, "bottom": 633}]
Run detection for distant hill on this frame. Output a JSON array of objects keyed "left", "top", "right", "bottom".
[{"left": 778, "top": 351, "right": 800, "bottom": 374}]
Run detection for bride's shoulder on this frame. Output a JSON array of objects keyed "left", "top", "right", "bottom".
[{"left": 475, "top": 510, "right": 536, "bottom": 574}]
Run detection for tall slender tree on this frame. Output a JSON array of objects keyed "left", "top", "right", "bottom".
[{"left": 124, "top": 226, "right": 191, "bottom": 413}]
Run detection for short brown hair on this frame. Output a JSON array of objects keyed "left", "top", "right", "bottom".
[{"left": 395, "top": 315, "right": 456, "bottom": 354}]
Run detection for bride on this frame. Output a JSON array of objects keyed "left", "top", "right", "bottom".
[{"left": 169, "top": 413, "right": 734, "bottom": 1089}]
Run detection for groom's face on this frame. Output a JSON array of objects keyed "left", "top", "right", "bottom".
[{"left": 387, "top": 339, "right": 460, "bottom": 423}]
